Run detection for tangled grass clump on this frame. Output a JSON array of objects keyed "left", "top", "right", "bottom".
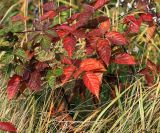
[{"left": 0, "top": 0, "right": 160, "bottom": 132}]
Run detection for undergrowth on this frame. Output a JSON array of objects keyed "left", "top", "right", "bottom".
[{"left": 0, "top": 0, "right": 160, "bottom": 133}]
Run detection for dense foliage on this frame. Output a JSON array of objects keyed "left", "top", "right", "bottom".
[{"left": 0, "top": 0, "right": 160, "bottom": 132}]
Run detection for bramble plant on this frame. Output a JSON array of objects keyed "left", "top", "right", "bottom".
[{"left": 0, "top": 0, "right": 160, "bottom": 132}]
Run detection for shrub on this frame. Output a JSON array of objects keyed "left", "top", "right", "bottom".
[{"left": 0, "top": 0, "right": 160, "bottom": 132}]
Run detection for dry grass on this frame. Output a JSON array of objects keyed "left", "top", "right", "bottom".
[{"left": 0, "top": 0, "right": 160, "bottom": 133}]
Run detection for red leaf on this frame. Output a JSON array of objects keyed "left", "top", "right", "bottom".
[
  {"left": 32, "top": 20, "right": 43, "bottom": 31},
  {"left": 94, "top": 0, "right": 110, "bottom": 10},
  {"left": 94, "top": 72, "right": 103, "bottom": 84},
  {"left": 86, "top": 43, "right": 95, "bottom": 55},
  {"left": 88, "top": 28, "right": 102, "bottom": 38},
  {"left": 127, "top": 18, "right": 142, "bottom": 33},
  {"left": 52, "top": 36, "right": 60, "bottom": 43},
  {"left": 25, "top": 50, "right": 34, "bottom": 60},
  {"left": 81, "top": 4, "right": 94, "bottom": 18},
  {"left": 124, "top": 15, "right": 142, "bottom": 34},
  {"left": 146, "top": 25, "right": 156, "bottom": 41},
  {"left": 146, "top": 59, "right": 157, "bottom": 73},
  {"left": 35, "top": 62, "right": 49, "bottom": 71},
  {"left": 71, "top": 5, "right": 94, "bottom": 30},
  {"left": 18, "top": 82, "right": 27, "bottom": 95},
  {"left": 56, "top": 6, "right": 71, "bottom": 13},
  {"left": 7, "top": 75, "right": 21, "bottom": 100},
  {"left": 114, "top": 53, "right": 136, "bottom": 65},
  {"left": 145, "top": 74, "right": 154, "bottom": 86},
  {"left": 139, "top": 68, "right": 154, "bottom": 86},
  {"left": 83, "top": 72, "right": 101, "bottom": 99},
  {"left": 87, "top": 36, "right": 102, "bottom": 52},
  {"left": 106, "top": 31, "right": 127, "bottom": 45},
  {"left": 61, "top": 57, "right": 81, "bottom": 67},
  {"left": 97, "top": 39, "right": 111, "bottom": 66},
  {"left": 74, "top": 59, "right": 105, "bottom": 79},
  {"left": 99, "top": 18, "right": 110, "bottom": 33},
  {"left": 56, "top": 24, "right": 74, "bottom": 32},
  {"left": 61, "top": 56, "right": 73, "bottom": 65},
  {"left": 72, "top": 29, "right": 86, "bottom": 39},
  {"left": 73, "top": 68, "right": 84, "bottom": 79},
  {"left": 80, "top": 58, "right": 106, "bottom": 72},
  {"left": 67, "top": 13, "right": 80, "bottom": 23},
  {"left": 87, "top": 28, "right": 103, "bottom": 49},
  {"left": 63, "top": 35, "right": 76, "bottom": 57},
  {"left": 56, "top": 29, "right": 69, "bottom": 38},
  {"left": 11, "top": 14, "right": 28, "bottom": 22},
  {"left": 83, "top": 16, "right": 108, "bottom": 29},
  {"left": 43, "top": 1, "right": 56, "bottom": 12},
  {"left": 23, "top": 70, "right": 30, "bottom": 83},
  {"left": 0, "top": 122, "right": 17, "bottom": 132},
  {"left": 27, "top": 71, "right": 41, "bottom": 91},
  {"left": 72, "top": 59, "right": 81, "bottom": 67},
  {"left": 157, "top": 65, "right": 160, "bottom": 73},
  {"left": 123, "top": 15, "right": 137, "bottom": 24},
  {"left": 61, "top": 65, "right": 76, "bottom": 84},
  {"left": 141, "top": 13, "right": 153, "bottom": 22},
  {"left": 134, "top": 0, "right": 149, "bottom": 11},
  {"left": 40, "top": 11, "right": 57, "bottom": 21}
]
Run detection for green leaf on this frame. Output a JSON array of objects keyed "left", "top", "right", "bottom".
[
  {"left": 15, "top": 65, "right": 24, "bottom": 76},
  {"left": 1, "top": 52, "right": 14, "bottom": 64},
  {"left": 46, "top": 70, "right": 54, "bottom": 77},
  {"left": 36, "top": 50, "right": 54, "bottom": 62},
  {"left": 46, "top": 70, "right": 56, "bottom": 88},
  {"left": 48, "top": 76, "right": 55, "bottom": 88},
  {"left": 15, "top": 49, "right": 27, "bottom": 60},
  {"left": 46, "top": 68, "right": 63, "bottom": 77},
  {"left": 44, "top": 30, "right": 58, "bottom": 38},
  {"left": 53, "top": 68, "right": 63, "bottom": 77},
  {"left": 40, "top": 35, "right": 51, "bottom": 51},
  {"left": 1, "top": 64, "right": 13, "bottom": 81}
]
